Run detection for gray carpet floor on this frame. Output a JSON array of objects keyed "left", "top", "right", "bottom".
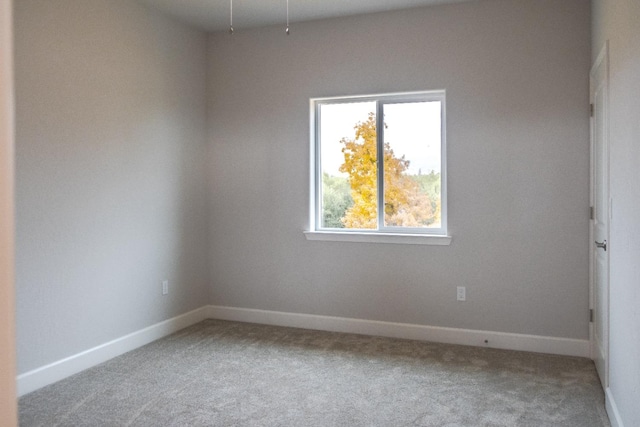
[{"left": 19, "top": 319, "right": 610, "bottom": 427}]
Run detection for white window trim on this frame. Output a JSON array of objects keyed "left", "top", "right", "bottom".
[
  {"left": 304, "top": 231, "right": 452, "bottom": 245},
  {"left": 307, "top": 90, "right": 450, "bottom": 245}
]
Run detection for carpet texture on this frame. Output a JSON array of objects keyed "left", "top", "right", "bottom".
[{"left": 19, "top": 319, "right": 610, "bottom": 426}]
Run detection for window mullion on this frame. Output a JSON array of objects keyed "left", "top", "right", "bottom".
[
  {"left": 376, "top": 101, "right": 384, "bottom": 231},
  {"left": 314, "top": 103, "right": 322, "bottom": 230}
]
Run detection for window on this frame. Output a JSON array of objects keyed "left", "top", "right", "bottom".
[{"left": 306, "top": 91, "right": 450, "bottom": 245}]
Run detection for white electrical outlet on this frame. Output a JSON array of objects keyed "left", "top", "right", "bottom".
[
  {"left": 456, "top": 286, "right": 466, "bottom": 301},
  {"left": 162, "top": 280, "right": 169, "bottom": 295}
]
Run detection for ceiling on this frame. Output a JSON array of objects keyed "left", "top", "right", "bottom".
[{"left": 137, "top": 0, "right": 475, "bottom": 32}]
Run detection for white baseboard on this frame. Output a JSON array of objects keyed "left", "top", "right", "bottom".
[
  {"left": 207, "top": 305, "right": 590, "bottom": 358},
  {"left": 17, "top": 306, "right": 209, "bottom": 396},
  {"left": 17, "top": 305, "right": 591, "bottom": 396},
  {"left": 606, "top": 387, "right": 624, "bottom": 427}
]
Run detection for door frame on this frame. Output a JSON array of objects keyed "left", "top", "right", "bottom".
[
  {"left": 589, "top": 41, "right": 610, "bottom": 389},
  {"left": 0, "top": 0, "right": 17, "bottom": 424}
]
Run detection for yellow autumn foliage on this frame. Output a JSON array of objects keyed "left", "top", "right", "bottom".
[{"left": 339, "top": 113, "right": 434, "bottom": 229}]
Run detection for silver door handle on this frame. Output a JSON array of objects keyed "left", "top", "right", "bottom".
[{"left": 595, "top": 240, "right": 607, "bottom": 251}]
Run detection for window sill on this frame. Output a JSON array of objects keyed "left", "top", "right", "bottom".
[{"left": 304, "top": 231, "right": 452, "bottom": 246}]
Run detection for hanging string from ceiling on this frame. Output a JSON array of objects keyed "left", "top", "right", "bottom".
[
  {"left": 228, "top": 0, "right": 290, "bottom": 35},
  {"left": 229, "top": 0, "right": 234, "bottom": 34},
  {"left": 286, "top": 0, "right": 290, "bottom": 35}
]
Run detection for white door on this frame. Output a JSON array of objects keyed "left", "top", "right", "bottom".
[{"left": 590, "top": 43, "right": 610, "bottom": 388}]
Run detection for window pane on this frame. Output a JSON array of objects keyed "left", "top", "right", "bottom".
[
  {"left": 319, "top": 102, "right": 377, "bottom": 229},
  {"left": 382, "top": 101, "right": 442, "bottom": 228}
]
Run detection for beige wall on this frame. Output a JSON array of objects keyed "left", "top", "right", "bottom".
[
  {"left": 592, "top": 1, "right": 640, "bottom": 425},
  {"left": 14, "top": 0, "right": 209, "bottom": 373},
  {"left": 207, "top": 0, "right": 592, "bottom": 340},
  {"left": 0, "top": 0, "right": 17, "bottom": 424}
]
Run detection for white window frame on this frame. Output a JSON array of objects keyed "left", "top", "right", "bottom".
[{"left": 305, "top": 90, "right": 451, "bottom": 245}]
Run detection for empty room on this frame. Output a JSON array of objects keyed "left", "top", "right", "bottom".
[{"left": 1, "top": 0, "right": 638, "bottom": 425}]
